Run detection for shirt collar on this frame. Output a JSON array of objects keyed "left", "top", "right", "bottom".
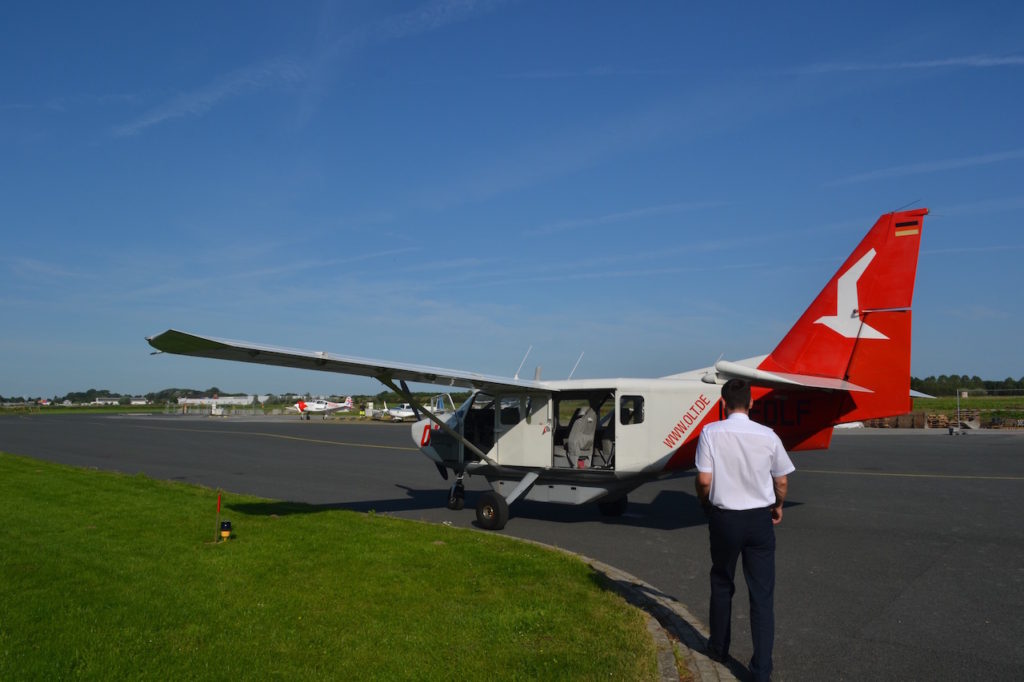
[{"left": 726, "top": 412, "right": 750, "bottom": 421}]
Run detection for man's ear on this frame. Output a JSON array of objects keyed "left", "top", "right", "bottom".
[{"left": 748, "top": 397, "right": 755, "bottom": 410}]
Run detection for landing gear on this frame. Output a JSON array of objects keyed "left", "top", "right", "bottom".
[
  {"left": 598, "top": 494, "right": 628, "bottom": 517},
  {"left": 447, "top": 475, "right": 465, "bottom": 510},
  {"left": 475, "top": 491, "right": 509, "bottom": 531}
]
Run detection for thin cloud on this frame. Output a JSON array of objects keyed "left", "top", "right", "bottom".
[
  {"left": 4, "top": 257, "right": 88, "bottom": 280},
  {"left": 526, "top": 200, "right": 726, "bottom": 236},
  {"left": 933, "top": 196, "right": 1024, "bottom": 216},
  {"left": 120, "top": 246, "right": 418, "bottom": 300},
  {"left": 112, "top": 58, "right": 307, "bottom": 137},
  {"left": 504, "top": 66, "right": 680, "bottom": 80},
  {"left": 796, "top": 54, "right": 1024, "bottom": 75},
  {"left": 825, "top": 148, "right": 1024, "bottom": 186},
  {"left": 297, "top": 0, "right": 508, "bottom": 124},
  {"left": 922, "top": 244, "right": 1024, "bottom": 255}
]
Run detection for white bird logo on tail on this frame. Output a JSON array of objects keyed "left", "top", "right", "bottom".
[{"left": 814, "top": 248, "right": 887, "bottom": 339}]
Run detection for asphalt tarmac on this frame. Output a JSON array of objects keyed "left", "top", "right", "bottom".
[{"left": 2, "top": 414, "right": 1022, "bottom": 680}]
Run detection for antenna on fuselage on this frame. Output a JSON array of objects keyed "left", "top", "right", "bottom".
[
  {"left": 514, "top": 345, "right": 533, "bottom": 380},
  {"left": 568, "top": 351, "right": 585, "bottom": 380}
]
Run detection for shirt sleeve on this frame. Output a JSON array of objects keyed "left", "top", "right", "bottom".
[
  {"left": 770, "top": 433, "right": 796, "bottom": 477},
  {"left": 695, "top": 430, "right": 713, "bottom": 472}
]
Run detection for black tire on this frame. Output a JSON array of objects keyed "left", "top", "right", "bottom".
[
  {"left": 598, "top": 494, "right": 628, "bottom": 517},
  {"left": 447, "top": 492, "right": 465, "bottom": 510},
  {"left": 475, "top": 491, "right": 509, "bottom": 530}
]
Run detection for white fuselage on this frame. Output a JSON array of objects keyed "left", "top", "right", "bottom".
[
  {"left": 294, "top": 398, "right": 352, "bottom": 415},
  {"left": 412, "top": 378, "right": 723, "bottom": 477}
]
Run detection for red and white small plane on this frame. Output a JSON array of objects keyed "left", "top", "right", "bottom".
[
  {"left": 292, "top": 396, "right": 354, "bottom": 420},
  {"left": 148, "top": 208, "right": 926, "bottom": 530}
]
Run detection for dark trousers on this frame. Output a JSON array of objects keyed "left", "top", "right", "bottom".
[{"left": 707, "top": 506, "right": 776, "bottom": 682}]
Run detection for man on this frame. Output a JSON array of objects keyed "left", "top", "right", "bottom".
[{"left": 695, "top": 379, "right": 794, "bottom": 682}]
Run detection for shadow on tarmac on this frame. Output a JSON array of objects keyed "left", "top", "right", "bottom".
[{"left": 225, "top": 484, "right": 799, "bottom": 533}]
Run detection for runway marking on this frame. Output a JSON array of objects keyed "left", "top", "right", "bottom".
[
  {"left": 125, "top": 424, "right": 419, "bottom": 452},
  {"left": 799, "top": 468, "right": 1024, "bottom": 481}
]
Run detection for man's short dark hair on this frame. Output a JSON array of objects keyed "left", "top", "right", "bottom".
[{"left": 721, "top": 379, "right": 751, "bottom": 411}]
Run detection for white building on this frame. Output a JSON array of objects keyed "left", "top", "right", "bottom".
[{"left": 176, "top": 395, "right": 269, "bottom": 406}]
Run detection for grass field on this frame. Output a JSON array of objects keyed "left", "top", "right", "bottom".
[
  {"left": 913, "top": 395, "right": 1024, "bottom": 423},
  {"left": 0, "top": 453, "right": 657, "bottom": 680}
]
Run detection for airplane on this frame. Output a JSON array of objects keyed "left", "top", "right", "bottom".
[
  {"left": 387, "top": 402, "right": 416, "bottom": 422},
  {"left": 148, "top": 208, "right": 926, "bottom": 530},
  {"left": 292, "top": 396, "right": 354, "bottom": 420},
  {"left": 380, "top": 395, "right": 455, "bottom": 421}
]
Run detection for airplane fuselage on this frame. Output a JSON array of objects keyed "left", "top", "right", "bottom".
[{"left": 413, "top": 377, "right": 840, "bottom": 481}]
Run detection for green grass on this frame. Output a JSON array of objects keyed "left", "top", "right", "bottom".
[
  {"left": 913, "top": 395, "right": 1024, "bottom": 423},
  {"left": 914, "top": 395, "right": 1024, "bottom": 410},
  {"left": 0, "top": 453, "right": 656, "bottom": 680}
]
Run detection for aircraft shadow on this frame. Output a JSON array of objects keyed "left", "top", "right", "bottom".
[
  {"left": 497, "top": 489, "right": 708, "bottom": 531},
  {"left": 226, "top": 485, "right": 805, "bottom": 533},
  {"left": 491, "top": 494, "right": 801, "bottom": 532},
  {"left": 226, "top": 484, "right": 445, "bottom": 517}
]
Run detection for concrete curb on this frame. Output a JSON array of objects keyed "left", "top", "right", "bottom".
[
  {"left": 581, "top": 554, "right": 742, "bottom": 682},
  {"left": 513, "top": 534, "right": 741, "bottom": 681}
]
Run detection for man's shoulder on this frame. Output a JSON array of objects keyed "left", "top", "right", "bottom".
[
  {"left": 713, "top": 415, "right": 778, "bottom": 436},
  {"left": 744, "top": 419, "right": 780, "bottom": 437},
  {"left": 701, "top": 420, "right": 728, "bottom": 434}
]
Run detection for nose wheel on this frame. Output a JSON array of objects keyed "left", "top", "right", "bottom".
[{"left": 446, "top": 475, "right": 465, "bottom": 510}]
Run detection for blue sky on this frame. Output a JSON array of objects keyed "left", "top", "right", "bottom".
[{"left": 2, "top": 1, "right": 1023, "bottom": 398}]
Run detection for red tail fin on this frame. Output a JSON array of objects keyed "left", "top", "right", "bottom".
[{"left": 758, "top": 209, "right": 926, "bottom": 423}]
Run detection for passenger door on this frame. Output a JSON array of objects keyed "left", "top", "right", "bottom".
[{"left": 494, "top": 394, "right": 552, "bottom": 468}]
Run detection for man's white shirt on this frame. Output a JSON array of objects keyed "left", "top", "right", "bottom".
[{"left": 695, "top": 413, "right": 795, "bottom": 510}]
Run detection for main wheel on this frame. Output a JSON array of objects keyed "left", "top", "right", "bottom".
[
  {"left": 475, "top": 491, "right": 509, "bottom": 530},
  {"left": 598, "top": 494, "right": 628, "bottom": 517}
]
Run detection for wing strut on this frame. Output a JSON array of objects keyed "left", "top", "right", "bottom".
[
  {"left": 379, "top": 378, "right": 497, "bottom": 467},
  {"left": 400, "top": 380, "right": 421, "bottom": 420},
  {"left": 504, "top": 471, "right": 539, "bottom": 505}
]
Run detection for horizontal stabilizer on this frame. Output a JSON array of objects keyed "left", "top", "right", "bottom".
[{"left": 714, "top": 359, "right": 872, "bottom": 393}]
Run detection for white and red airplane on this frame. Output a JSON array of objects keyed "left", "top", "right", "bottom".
[
  {"left": 292, "top": 396, "right": 354, "bottom": 420},
  {"left": 148, "top": 208, "right": 926, "bottom": 530}
]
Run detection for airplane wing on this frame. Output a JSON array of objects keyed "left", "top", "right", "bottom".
[{"left": 147, "top": 329, "right": 554, "bottom": 395}]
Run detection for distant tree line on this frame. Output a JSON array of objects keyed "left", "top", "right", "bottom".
[
  {"left": 911, "top": 375, "right": 1024, "bottom": 396},
  {"left": 7, "top": 379, "right": 1021, "bottom": 407}
]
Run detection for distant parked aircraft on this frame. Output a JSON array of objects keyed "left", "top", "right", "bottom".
[{"left": 292, "top": 397, "right": 354, "bottom": 420}]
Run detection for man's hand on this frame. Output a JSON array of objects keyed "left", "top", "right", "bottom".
[
  {"left": 771, "top": 475, "right": 788, "bottom": 525},
  {"left": 695, "top": 471, "right": 713, "bottom": 513}
]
